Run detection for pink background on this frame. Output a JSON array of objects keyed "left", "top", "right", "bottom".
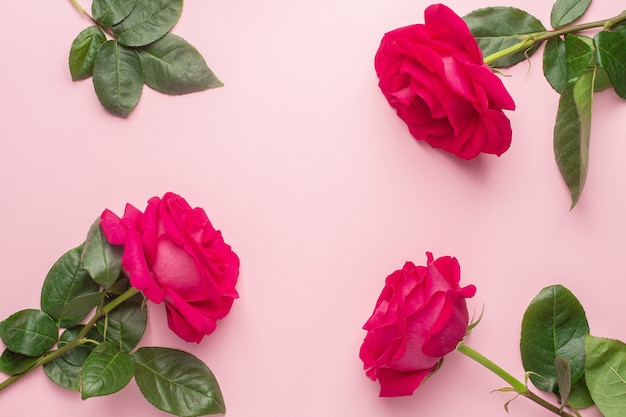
[{"left": 1, "top": 0, "right": 625, "bottom": 416}]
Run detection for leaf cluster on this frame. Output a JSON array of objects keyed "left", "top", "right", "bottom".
[
  {"left": 69, "top": 0, "right": 223, "bottom": 117},
  {"left": 464, "top": 0, "right": 626, "bottom": 208},
  {"left": 520, "top": 284, "right": 626, "bottom": 417},
  {"left": 0, "top": 219, "right": 225, "bottom": 416}
]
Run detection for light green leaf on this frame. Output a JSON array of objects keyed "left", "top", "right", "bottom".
[
  {"left": 0, "top": 309, "right": 58, "bottom": 356},
  {"left": 139, "top": 33, "right": 223, "bottom": 95},
  {"left": 520, "top": 285, "right": 589, "bottom": 393},
  {"left": 81, "top": 341, "right": 135, "bottom": 399},
  {"left": 553, "top": 70, "right": 594, "bottom": 209},
  {"left": 134, "top": 347, "right": 225, "bottom": 416},
  {"left": 543, "top": 37, "right": 567, "bottom": 92},
  {"left": 585, "top": 335, "right": 626, "bottom": 417},
  {"left": 464, "top": 7, "right": 546, "bottom": 68},
  {"left": 113, "top": 0, "right": 183, "bottom": 47},
  {"left": 96, "top": 292, "right": 146, "bottom": 351},
  {"left": 551, "top": 0, "right": 592, "bottom": 28},
  {"left": 92, "top": 40, "right": 143, "bottom": 117},
  {"left": 92, "top": 0, "right": 136, "bottom": 27},
  {"left": 0, "top": 349, "right": 40, "bottom": 375},
  {"left": 81, "top": 218, "right": 123, "bottom": 289},
  {"left": 594, "top": 30, "right": 626, "bottom": 98},
  {"left": 40, "top": 244, "right": 100, "bottom": 328},
  {"left": 69, "top": 26, "right": 107, "bottom": 81}
]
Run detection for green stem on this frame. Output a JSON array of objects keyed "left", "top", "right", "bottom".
[
  {"left": 484, "top": 10, "right": 626, "bottom": 65},
  {"left": 456, "top": 342, "right": 577, "bottom": 417},
  {"left": 0, "top": 287, "right": 140, "bottom": 392}
]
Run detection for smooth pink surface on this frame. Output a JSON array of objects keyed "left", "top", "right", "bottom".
[{"left": 1, "top": 1, "right": 624, "bottom": 416}]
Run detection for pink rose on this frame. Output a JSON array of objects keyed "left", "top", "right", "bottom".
[
  {"left": 375, "top": 4, "right": 515, "bottom": 159},
  {"left": 100, "top": 192, "right": 239, "bottom": 343},
  {"left": 359, "top": 252, "right": 476, "bottom": 396}
]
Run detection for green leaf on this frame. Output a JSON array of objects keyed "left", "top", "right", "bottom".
[
  {"left": 92, "top": 40, "right": 143, "bottom": 117},
  {"left": 69, "top": 26, "right": 107, "bottom": 81},
  {"left": 555, "top": 356, "right": 572, "bottom": 408},
  {"left": 139, "top": 33, "right": 223, "bottom": 95},
  {"left": 0, "top": 349, "right": 40, "bottom": 375},
  {"left": 0, "top": 309, "right": 58, "bottom": 356},
  {"left": 81, "top": 218, "right": 123, "bottom": 289},
  {"left": 553, "top": 70, "right": 594, "bottom": 209},
  {"left": 551, "top": 0, "right": 592, "bottom": 28},
  {"left": 520, "top": 285, "right": 589, "bottom": 393},
  {"left": 134, "top": 347, "right": 225, "bottom": 416},
  {"left": 594, "top": 30, "right": 626, "bottom": 98},
  {"left": 96, "top": 292, "right": 146, "bottom": 351},
  {"left": 40, "top": 245, "right": 100, "bottom": 328},
  {"left": 92, "top": 0, "right": 136, "bottom": 27},
  {"left": 57, "top": 292, "right": 105, "bottom": 327},
  {"left": 594, "top": 68, "right": 612, "bottom": 91},
  {"left": 43, "top": 326, "right": 104, "bottom": 391},
  {"left": 544, "top": 37, "right": 567, "bottom": 92},
  {"left": 113, "top": 0, "right": 183, "bottom": 47},
  {"left": 81, "top": 341, "right": 135, "bottom": 399},
  {"left": 585, "top": 335, "right": 626, "bottom": 417},
  {"left": 464, "top": 7, "right": 546, "bottom": 68},
  {"left": 565, "top": 35, "right": 594, "bottom": 82},
  {"left": 57, "top": 326, "right": 103, "bottom": 367},
  {"left": 43, "top": 355, "right": 81, "bottom": 391},
  {"left": 568, "top": 375, "right": 595, "bottom": 409}
]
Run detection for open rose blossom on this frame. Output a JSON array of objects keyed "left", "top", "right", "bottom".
[
  {"left": 375, "top": 4, "right": 515, "bottom": 159},
  {"left": 100, "top": 192, "right": 239, "bottom": 343},
  {"left": 359, "top": 252, "right": 476, "bottom": 396}
]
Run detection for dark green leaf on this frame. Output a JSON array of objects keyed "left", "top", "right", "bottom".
[
  {"left": 544, "top": 37, "right": 567, "bottom": 92},
  {"left": 464, "top": 7, "right": 546, "bottom": 68},
  {"left": 92, "top": 40, "right": 143, "bottom": 117},
  {"left": 92, "top": 0, "right": 136, "bottom": 27},
  {"left": 81, "top": 341, "right": 135, "bottom": 399},
  {"left": 555, "top": 356, "right": 572, "bottom": 408},
  {"left": 551, "top": 0, "right": 592, "bottom": 28},
  {"left": 612, "top": 18, "right": 626, "bottom": 37},
  {"left": 139, "top": 33, "right": 223, "bottom": 95},
  {"left": 96, "top": 292, "right": 146, "bottom": 351},
  {"left": 568, "top": 375, "right": 595, "bottom": 409},
  {"left": 0, "top": 309, "right": 58, "bottom": 356},
  {"left": 43, "top": 355, "right": 81, "bottom": 391},
  {"left": 565, "top": 35, "right": 594, "bottom": 82},
  {"left": 585, "top": 336, "right": 626, "bottom": 417},
  {"left": 81, "top": 218, "right": 123, "bottom": 289},
  {"left": 554, "top": 70, "right": 594, "bottom": 208},
  {"left": 69, "top": 26, "right": 107, "bottom": 81},
  {"left": 594, "top": 30, "right": 626, "bottom": 98},
  {"left": 113, "top": 0, "right": 183, "bottom": 47},
  {"left": 107, "top": 276, "right": 130, "bottom": 295},
  {"left": 58, "top": 292, "right": 105, "bottom": 326},
  {"left": 57, "top": 326, "right": 103, "bottom": 367},
  {"left": 520, "top": 285, "right": 589, "bottom": 393},
  {"left": 0, "top": 349, "right": 40, "bottom": 375},
  {"left": 40, "top": 244, "right": 100, "bottom": 328},
  {"left": 134, "top": 347, "right": 225, "bottom": 416}
]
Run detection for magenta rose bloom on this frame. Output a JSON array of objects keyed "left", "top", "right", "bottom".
[
  {"left": 359, "top": 252, "right": 476, "bottom": 397},
  {"left": 100, "top": 192, "right": 239, "bottom": 343},
  {"left": 375, "top": 4, "right": 515, "bottom": 159}
]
